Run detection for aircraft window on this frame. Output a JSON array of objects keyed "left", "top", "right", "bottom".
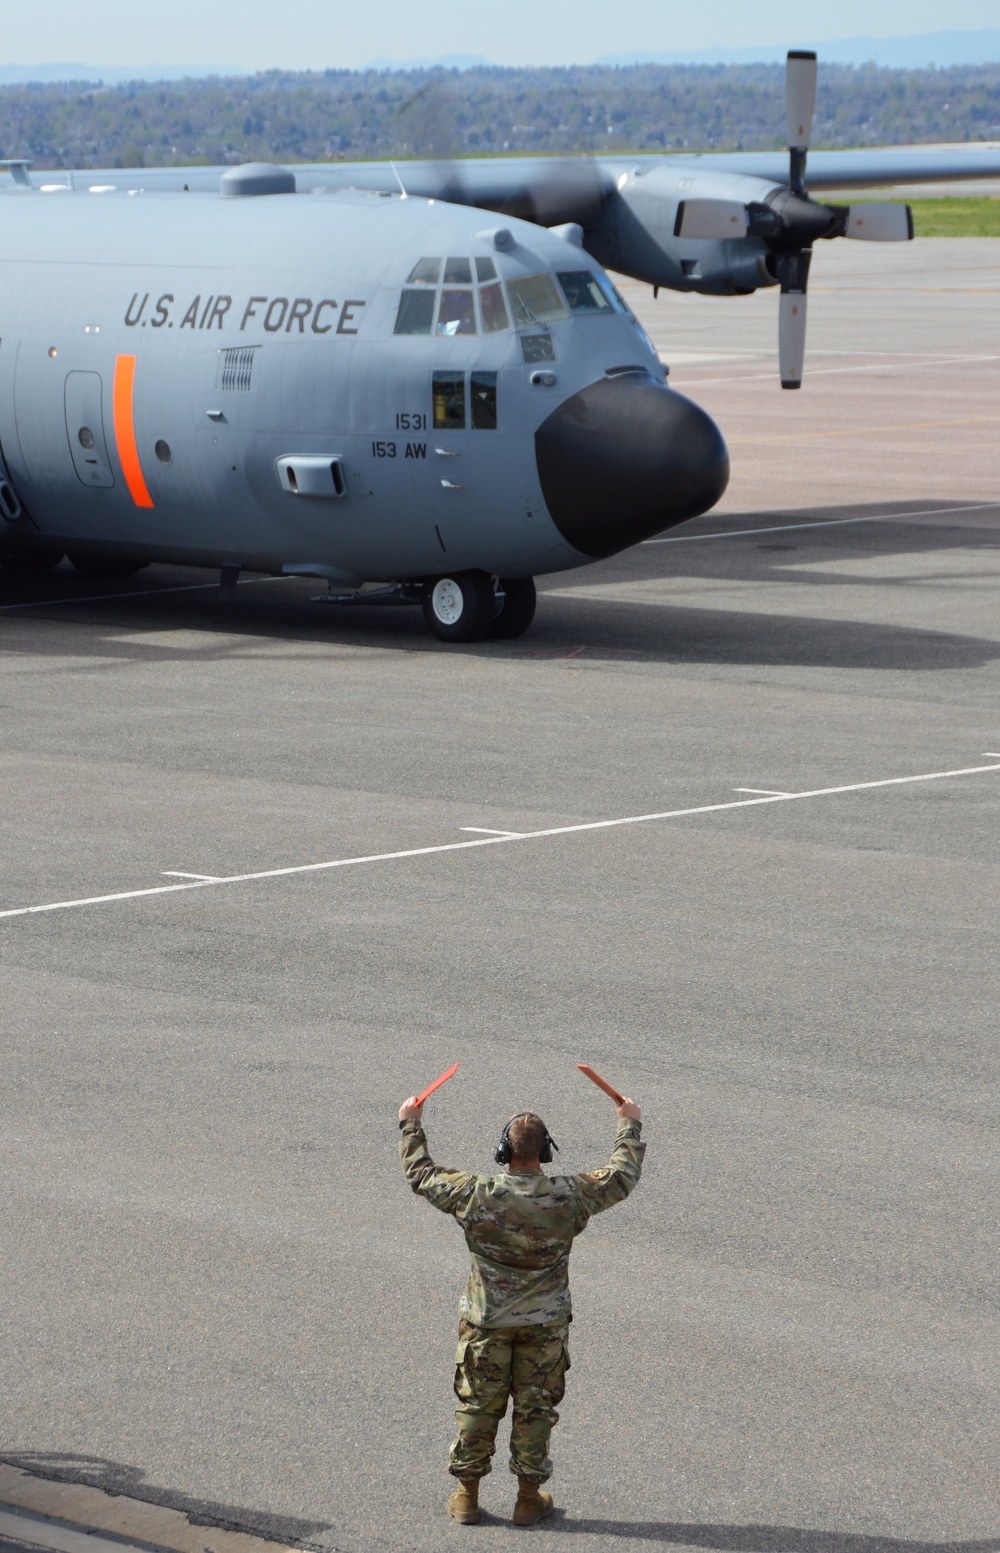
[
  {"left": 394, "top": 290, "right": 436, "bottom": 335},
  {"left": 471, "top": 371, "right": 498, "bottom": 430},
  {"left": 557, "top": 270, "right": 614, "bottom": 314},
  {"left": 433, "top": 372, "right": 466, "bottom": 430},
  {"left": 520, "top": 334, "right": 556, "bottom": 364},
  {"left": 437, "top": 290, "right": 477, "bottom": 336},
  {"left": 406, "top": 257, "right": 442, "bottom": 284},
  {"left": 78, "top": 427, "right": 95, "bottom": 449},
  {"left": 480, "top": 282, "right": 510, "bottom": 334},
  {"left": 475, "top": 257, "right": 498, "bottom": 282},
  {"left": 154, "top": 439, "right": 172, "bottom": 463},
  {"left": 605, "top": 280, "right": 632, "bottom": 315},
  {"left": 444, "top": 257, "right": 473, "bottom": 284},
  {"left": 506, "top": 273, "right": 569, "bottom": 325}
]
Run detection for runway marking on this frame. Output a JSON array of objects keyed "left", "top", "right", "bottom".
[
  {"left": 642, "top": 502, "right": 1000, "bottom": 544},
  {"left": 730, "top": 414, "right": 1000, "bottom": 446},
  {"left": 460, "top": 827, "right": 524, "bottom": 837},
  {"left": 0, "top": 574, "right": 290, "bottom": 614},
  {"left": 161, "top": 871, "right": 224, "bottom": 881},
  {"left": 2, "top": 758, "right": 999, "bottom": 924},
  {"left": 677, "top": 351, "right": 1000, "bottom": 387},
  {"left": 0, "top": 1507, "right": 147, "bottom": 1553},
  {"left": 733, "top": 787, "right": 793, "bottom": 797}
]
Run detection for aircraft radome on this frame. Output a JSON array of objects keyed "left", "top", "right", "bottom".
[{"left": 1, "top": 52, "right": 998, "bottom": 643}]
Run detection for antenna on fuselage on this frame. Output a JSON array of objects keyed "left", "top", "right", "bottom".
[
  {"left": 389, "top": 161, "right": 408, "bottom": 200},
  {"left": 0, "top": 159, "right": 34, "bottom": 188}
]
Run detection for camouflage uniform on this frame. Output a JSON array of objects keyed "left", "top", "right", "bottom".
[{"left": 399, "top": 1117, "right": 644, "bottom": 1482}]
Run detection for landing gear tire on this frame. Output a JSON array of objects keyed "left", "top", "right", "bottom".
[
  {"left": 421, "top": 571, "right": 496, "bottom": 643},
  {"left": 0, "top": 546, "right": 64, "bottom": 572},
  {"left": 489, "top": 576, "right": 537, "bottom": 640},
  {"left": 68, "top": 555, "right": 149, "bottom": 579}
]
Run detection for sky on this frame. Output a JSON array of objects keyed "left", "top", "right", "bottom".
[{"left": 1, "top": 0, "right": 998, "bottom": 72}]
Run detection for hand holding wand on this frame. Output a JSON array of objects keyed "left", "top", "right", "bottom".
[
  {"left": 399, "top": 1061, "right": 460, "bottom": 1121},
  {"left": 577, "top": 1063, "right": 641, "bottom": 1121}
]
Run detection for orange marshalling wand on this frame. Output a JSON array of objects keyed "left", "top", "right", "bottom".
[
  {"left": 415, "top": 1061, "right": 460, "bottom": 1106},
  {"left": 576, "top": 1063, "right": 625, "bottom": 1106}
]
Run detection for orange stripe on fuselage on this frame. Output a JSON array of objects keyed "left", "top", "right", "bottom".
[{"left": 112, "top": 354, "right": 154, "bottom": 509}]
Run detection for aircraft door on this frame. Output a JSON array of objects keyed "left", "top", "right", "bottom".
[{"left": 64, "top": 372, "right": 115, "bottom": 488}]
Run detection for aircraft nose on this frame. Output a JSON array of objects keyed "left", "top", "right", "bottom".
[{"left": 534, "top": 373, "right": 729, "bottom": 559}]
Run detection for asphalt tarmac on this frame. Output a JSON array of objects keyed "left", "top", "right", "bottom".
[{"left": 1, "top": 240, "right": 998, "bottom": 1553}]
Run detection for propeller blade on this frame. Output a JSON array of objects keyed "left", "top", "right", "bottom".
[
  {"left": 844, "top": 203, "right": 914, "bottom": 242},
  {"left": 674, "top": 198, "right": 749, "bottom": 241},
  {"left": 786, "top": 50, "right": 818, "bottom": 149},
  {"left": 779, "top": 291, "right": 808, "bottom": 390}
]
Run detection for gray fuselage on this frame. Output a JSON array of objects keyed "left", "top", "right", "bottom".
[{"left": 0, "top": 188, "right": 728, "bottom": 583}]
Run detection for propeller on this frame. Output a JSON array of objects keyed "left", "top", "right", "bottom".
[{"left": 673, "top": 50, "right": 914, "bottom": 388}]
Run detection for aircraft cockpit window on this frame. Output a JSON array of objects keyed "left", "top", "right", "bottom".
[
  {"left": 506, "top": 273, "right": 569, "bottom": 326},
  {"left": 433, "top": 372, "right": 466, "bottom": 429},
  {"left": 437, "top": 289, "right": 477, "bottom": 336},
  {"left": 606, "top": 280, "right": 632, "bottom": 315},
  {"left": 471, "top": 371, "right": 498, "bottom": 430},
  {"left": 407, "top": 257, "right": 443, "bottom": 284},
  {"left": 479, "top": 282, "right": 510, "bottom": 334},
  {"left": 394, "top": 289, "right": 437, "bottom": 335},
  {"left": 475, "top": 257, "right": 498, "bottom": 282},
  {"left": 557, "top": 270, "right": 614, "bottom": 314},
  {"left": 520, "top": 334, "right": 556, "bottom": 363},
  {"left": 444, "top": 257, "right": 473, "bottom": 284}
]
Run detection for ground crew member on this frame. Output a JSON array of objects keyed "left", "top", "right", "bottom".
[{"left": 397, "top": 1091, "right": 644, "bottom": 1526}]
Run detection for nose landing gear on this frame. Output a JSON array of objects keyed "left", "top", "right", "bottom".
[
  {"left": 489, "top": 576, "right": 536, "bottom": 640},
  {"left": 421, "top": 571, "right": 537, "bottom": 642}
]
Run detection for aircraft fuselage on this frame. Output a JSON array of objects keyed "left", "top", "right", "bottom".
[{"left": 0, "top": 188, "right": 729, "bottom": 593}]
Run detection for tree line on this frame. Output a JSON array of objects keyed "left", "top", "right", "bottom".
[{"left": 0, "top": 61, "right": 996, "bottom": 170}]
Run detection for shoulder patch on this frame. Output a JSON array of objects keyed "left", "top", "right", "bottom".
[{"left": 580, "top": 1168, "right": 613, "bottom": 1183}]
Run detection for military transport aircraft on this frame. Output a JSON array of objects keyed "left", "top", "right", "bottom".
[{"left": 0, "top": 52, "right": 997, "bottom": 642}]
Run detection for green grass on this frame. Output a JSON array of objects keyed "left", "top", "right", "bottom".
[{"left": 856, "top": 197, "right": 1000, "bottom": 236}]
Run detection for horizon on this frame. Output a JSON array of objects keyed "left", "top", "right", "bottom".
[{"left": 1, "top": 9, "right": 999, "bottom": 79}]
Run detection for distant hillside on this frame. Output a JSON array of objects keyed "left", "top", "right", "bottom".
[
  {"left": 0, "top": 61, "right": 997, "bottom": 170},
  {"left": 2, "top": 29, "right": 999, "bottom": 82},
  {"left": 0, "top": 62, "right": 244, "bottom": 85},
  {"left": 598, "top": 30, "right": 1000, "bottom": 69}
]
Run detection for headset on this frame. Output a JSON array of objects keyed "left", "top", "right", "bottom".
[{"left": 494, "top": 1113, "right": 559, "bottom": 1167}]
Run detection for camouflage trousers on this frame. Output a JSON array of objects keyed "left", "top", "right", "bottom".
[{"left": 449, "top": 1317, "right": 570, "bottom": 1483}]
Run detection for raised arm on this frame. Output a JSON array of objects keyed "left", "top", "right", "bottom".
[
  {"left": 574, "top": 1098, "right": 645, "bottom": 1216},
  {"left": 398, "top": 1097, "right": 476, "bottom": 1218}
]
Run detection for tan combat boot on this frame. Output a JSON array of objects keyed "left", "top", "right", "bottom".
[
  {"left": 447, "top": 1477, "right": 480, "bottom": 1524},
  {"left": 513, "top": 1477, "right": 554, "bottom": 1526}
]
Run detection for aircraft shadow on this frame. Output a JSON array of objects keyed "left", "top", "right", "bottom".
[
  {"left": 571, "top": 497, "right": 1000, "bottom": 592},
  {"left": 541, "top": 1516, "right": 999, "bottom": 1553},
  {"left": 0, "top": 1451, "right": 333, "bottom": 1547},
  {"left": 0, "top": 498, "right": 996, "bottom": 673}
]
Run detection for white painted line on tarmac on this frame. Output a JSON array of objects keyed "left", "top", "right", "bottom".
[
  {"left": 461, "top": 827, "right": 523, "bottom": 836},
  {"left": 0, "top": 575, "right": 290, "bottom": 614},
  {"left": 643, "top": 502, "right": 1000, "bottom": 545},
  {"left": 0, "top": 1507, "right": 146, "bottom": 1553},
  {"left": 676, "top": 351, "right": 1000, "bottom": 387},
  {"left": 161, "top": 871, "right": 223, "bottom": 881},
  {"left": 733, "top": 788, "right": 793, "bottom": 797},
  {"left": 2, "top": 759, "right": 999, "bottom": 925}
]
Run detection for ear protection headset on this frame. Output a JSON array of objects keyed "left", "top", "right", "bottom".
[{"left": 494, "top": 1113, "right": 559, "bottom": 1167}]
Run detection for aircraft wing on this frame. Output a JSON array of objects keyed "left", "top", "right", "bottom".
[
  {"left": 5, "top": 143, "right": 999, "bottom": 205},
  {"left": 657, "top": 143, "right": 1000, "bottom": 189},
  {"left": 0, "top": 155, "right": 615, "bottom": 224}
]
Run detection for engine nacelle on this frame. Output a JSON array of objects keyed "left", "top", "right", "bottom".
[{"left": 587, "top": 164, "right": 781, "bottom": 296}]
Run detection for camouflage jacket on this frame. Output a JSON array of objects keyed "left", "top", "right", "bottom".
[{"left": 399, "top": 1119, "right": 644, "bottom": 1328}]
